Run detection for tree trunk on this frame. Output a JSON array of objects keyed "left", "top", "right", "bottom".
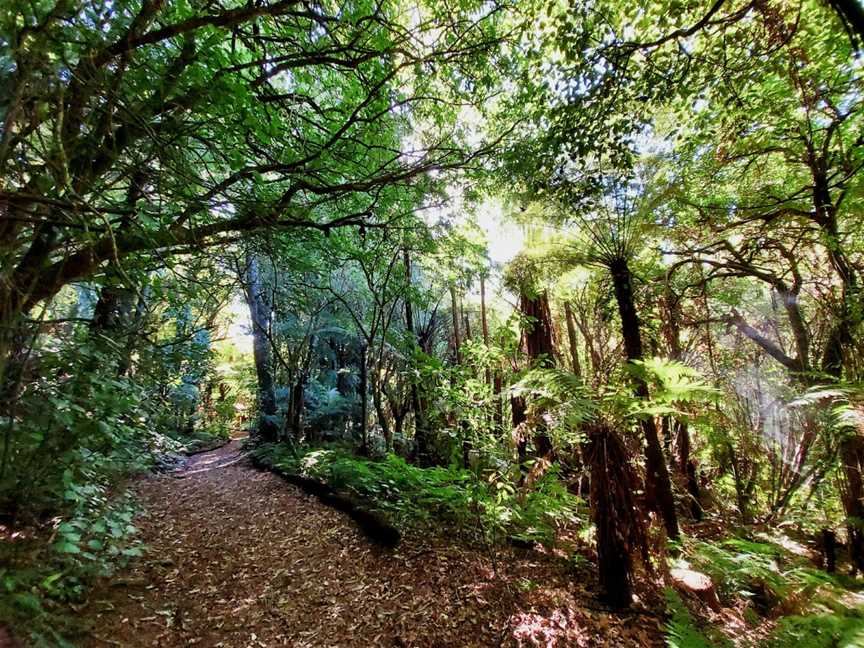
[
  {"left": 676, "top": 421, "right": 703, "bottom": 520},
  {"left": 563, "top": 301, "right": 582, "bottom": 377},
  {"left": 372, "top": 371, "right": 392, "bottom": 450},
  {"left": 586, "top": 423, "right": 647, "bottom": 608},
  {"left": 481, "top": 276, "right": 492, "bottom": 385},
  {"left": 91, "top": 284, "right": 136, "bottom": 334},
  {"left": 516, "top": 289, "right": 556, "bottom": 479},
  {"left": 512, "top": 395, "right": 528, "bottom": 467},
  {"left": 90, "top": 283, "right": 139, "bottom": 376},
  {"left": 662, "top": 415, "right": 672, "bottom": 457},
  {"left": 118, "top": 290, "right": 149, "bottom": 377},
  {"left": 394, "top": 408, "right": 406, "bottom": 441},
  {"left": 575, "top": 310, "right": 601, "bottom": 381},
  {"left": 289, "top": 380, "right": 304, "bottom": 440},
  {"left": 494, "top": 372, "right": 504, "bottom": 432},
  {"left": 359, "top": 342, "right": 369, "bottom": 454},
  {"left": 609, "top": 257, "right": 679, "bottom": 539},
  {"left": 243, "top": 252, "right": 278, "bottom": 443},
  {"left": 450, "top": 283, "right": 461, "bottom": 364},
  {"left": 403, "top": 249, "right": 429, "bottom": 463},
  {"left": 841, "top": 435, "right": 864, "bottom": 572},
  {"left": 520, "top": 290, "right": 555, "bottom": 366},
  {"left": 829, "top": 0, "right": 864, "bottom": 49},
  {"left": 821, "top": 325, "right": 864, "bottom": 571},
  {"left": 90, "top": 282, "right": 150, "bottom": 377}
]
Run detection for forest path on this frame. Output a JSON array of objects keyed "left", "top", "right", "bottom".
[{"left": 79, "top": 442, "right": 663, "bottom": 648}]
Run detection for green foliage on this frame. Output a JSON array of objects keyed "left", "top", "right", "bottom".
[
  {"left": 0, "top": 493, "right": 144, "bottom": 645},
  {"left": 302, "top": 387, "right": 359, "bottom": 439},
  {"left": 683, "top": 535, "right": 856, "bottom": 619},
  {"left": 509, "top": 367, "right": 595, "bottom": 444},
  {"left": 763, "top": 606, "right": 864, "bottom": 648},
  {"left": 628, "top": 358, "right": 720, "bottom": 418},
  {"left": 0, "top": 307, "right": 223, "bottom": 641},
  {"left": 253, "top": 443, "right": 582, "bottom": 545},
  {"left": 664, "top": 537, "right": 864, "bottom": 648},
  {"left": 689, "top": 538, "right": 788, "bottom": 602},
  {"left": 664, "top": 589, "right": 728, "bottom": 648},
  {"left": 0, "top": 344, "right": 163, "bottom": 516}
]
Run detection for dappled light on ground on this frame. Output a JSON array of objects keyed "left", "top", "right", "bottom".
[{"left": 79, "top": 444, "right": 662, "bottom": 647}]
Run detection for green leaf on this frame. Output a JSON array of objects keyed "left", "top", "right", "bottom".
[{"left": 55, "top": 541, "right": 81, "bottom": 554}]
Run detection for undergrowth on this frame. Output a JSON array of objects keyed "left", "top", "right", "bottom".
[
  {"left": 0, "top": 491, "right": 145, "bottom": 646},
  {"left": 665, "top": 534, "right": 864, "bottom": 648},
  {"left": 0, "top": 343, "right": 204, "bottom": 645},
  {"left": 252, "top": 442, "right": 582, "bottom": 546},
  {"left": 764, "top": 605, "right": 864, "bottom": 648},
  {"left": 685, "top": 536, "right": 857, "bottom": 615},
  {"left": 665, "top": 588, "right": 731, "bottom": 648}
]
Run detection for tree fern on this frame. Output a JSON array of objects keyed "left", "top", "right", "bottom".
[
  {"left": 509, "top": 367, "right": 598, "bottom": 436},
  {"left": 627, "top": 358, "right": 719, "bottom": 418}
]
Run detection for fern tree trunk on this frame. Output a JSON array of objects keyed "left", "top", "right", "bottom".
[
  {"left": 586, "top": 423, "right": 647, "bottom": 608},
  {"left": 513, "top": 289, "right": 556, "bottom": 482},
  {"left": 609, "top": 258, "right": 679, "bottom": 539}
]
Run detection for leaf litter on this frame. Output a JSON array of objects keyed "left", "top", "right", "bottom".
[{"left": 78, "top": 441, "right": 663, "bottom": 647}]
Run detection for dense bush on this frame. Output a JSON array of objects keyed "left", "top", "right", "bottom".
[{"left": 0, "top": 346, "right": 161, "bottom": 518}]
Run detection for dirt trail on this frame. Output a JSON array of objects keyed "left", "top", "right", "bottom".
[{"left": 79, "top": 442, "right": 663, "bottom": 647}]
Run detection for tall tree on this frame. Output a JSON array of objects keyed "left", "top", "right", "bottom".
[
  {"left": 0, "top": 0, "right": 506, "bottom": 379},
  {"left": 242, "top": 251, "right": 278, "bottom": 442}
]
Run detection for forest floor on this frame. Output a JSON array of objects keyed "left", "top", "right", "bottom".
[{"left": 75, "top": 439, "right": 665, "bottom": 648}]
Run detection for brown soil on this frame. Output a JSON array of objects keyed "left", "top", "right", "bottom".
[{"left": 77, "top": 441, "right": 664, "bottom": 647}]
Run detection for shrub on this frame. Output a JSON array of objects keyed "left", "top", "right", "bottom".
[{"left": 253, "top": 443, "right": 582, "bottom": 545}]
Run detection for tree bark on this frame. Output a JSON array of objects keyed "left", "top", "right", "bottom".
[
  {"left": 520, "top": 290, "right": 555, "bottom": 365},
  {"left": 359, "top": 342, "right": 369, "bottom": 454},
  {"left": 829, "top": 0, "right": 864, "bottom": 52},
  {"left": 563, "top": 301, "right": 582, "bottom": 377},
  {"left": 243, "top": 252, "right": 278, "bottom": 443},
  {"left": 90, "top": 281, "right": 149, "bottom": 377},
  {"left": 840, "top": 434, "right": 864, "bottom": 572},
  {"left": 676, "top": 421, "right": 703, "bottom": 520},
  {"left": 586, "top": 423, "right": 647, "bottom": 608},
  {"left": 118, "top": 290, "right": 149, "bottom": 377},
  {"left": 516, "top": 288, "right": 556, "bottom": 479},
  {"left": 371, "top": 371, "right": 392, "bottom": 450},
  {"left": 609, "top": 257, "right": 679, "bottom": 539},
  {"left": 450, "top": 283, "right": 461, "bottom": 364},
  {"left": 820, "top": 324, "right": 864, "bottom": 572}
]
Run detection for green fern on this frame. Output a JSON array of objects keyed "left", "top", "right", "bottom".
[
  {"left": 665, "top": 589, "right": 730, "bottom": 648},
  {"left": 628, "top": 358, "right": 720, "bottom": 417},
  {"left": 764, "top": 606, "right": 864, "bottom": 648},
  {"left": 509, "top": 367, "right": 597, "bottom": 432}
]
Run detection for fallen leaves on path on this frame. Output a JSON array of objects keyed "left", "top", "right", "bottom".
[{"left": 79, "top": 442, "right": 664, "bottom": 647}]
